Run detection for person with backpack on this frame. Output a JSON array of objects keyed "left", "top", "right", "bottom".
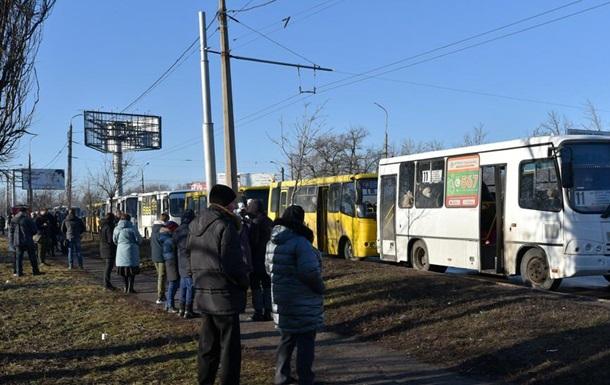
[
  {"left": 9, "top": 207, "right": 41, "bottom": 276},
  {"left": 61, "top": 208, "right": 86, "bottom": 269}
]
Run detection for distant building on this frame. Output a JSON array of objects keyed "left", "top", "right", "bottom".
[{"left": 189, "top": 172, "right": 274, "bottom": 191}]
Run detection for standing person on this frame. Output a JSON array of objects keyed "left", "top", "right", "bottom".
[
  {"left": 266, "top": 205, "right": 324, "bottom": 385},
  {"left": 160, "top": 221, "right": 179, "bottom": 313},
  {"left": 9, "top": 207, "right": 41, "bottom": 276},
  {"left": 113, "top": 213, "right": 142, "bottom": 293},
  {"left": 0, "top": 215, "right": 6, "bottom": 235},
  {"left": 100, "top": 213, "right": 117, "bottom": 290},
  {"left": 174, "top": 209, "right": 196, "bottom": 318},
  {"left": 45, "top": 209, "right": 59, "bottom": 258},
  {"left": 188, "top": 184, "right": 249, "bottom": 385},
  {"left": 34, "top": 209, "right": 51, "bottom": 265},
  {"left": 247, "top": 198, "right": 274, "bottom": 321},
  {"left": 150, "top": 213, "right": 169, "bottom": 304},
  {"left": 61, "top": 209, "right": 85, "bottom": 269}
]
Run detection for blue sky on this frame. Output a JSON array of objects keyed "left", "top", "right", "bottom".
[{"left": 11, "top": 0, "right": 610, "bottom": 194}]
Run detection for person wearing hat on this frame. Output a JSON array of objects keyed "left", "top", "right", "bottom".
[
  {"left": 173, "top": 209, "right": 196, "bottom": 318},
  {"left": 265, "top": 205, "right": 324, "bottom": 385},
  {"left": 188, "top": 184, "right": 249, "bottom": 385},
  {"left": 161, "top": 220, "right": 180, "bottom": 313}
]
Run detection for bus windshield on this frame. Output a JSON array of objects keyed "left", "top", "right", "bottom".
[
  {"left": 125, "top": 198, "right": 138, "bottom": 218},
  {"left": 564, "top": 142, "right": 610, "bottom": 213},
  {"left": 169, "top": 193, "right": 185, "bottom": 218},
  {"left": 357, "top": 178, "right": 377, "bottom": 218}
]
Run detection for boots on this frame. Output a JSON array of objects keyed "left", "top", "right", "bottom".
[
  {"left": 178, "top": 302, "right": 185, "bottom": 317},
  {"left": 127, "top": 275, "right": 136, "bottom": 293},
  {"left": 123, "top": 276, "right": 129, "bottom": 293},
  {"left": 183, "top": 303, "right": 197, "bottom": 319},
  {"left": 263, "top": 309, "right": 273, "bottom": 321}
]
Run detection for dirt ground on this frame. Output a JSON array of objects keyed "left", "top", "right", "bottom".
[{"left": 322, "top": 257, "right": 610, "bottom": 384}]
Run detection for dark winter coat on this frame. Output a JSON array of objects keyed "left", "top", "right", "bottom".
[
  {"left": 99, "top": 218, "right": 117, "bottom": 260},
  {"left": 161, "top": 228, "right": 179, "bottom": 281},
  {"left": 9, "top": 212, "right": 37, "bottom": 249},
  {"left": 113, "top": 219, "right": 142, "bottom": 267},
  {"left": 188, "top": 204, "right": 249, "bottom": 315},
  {"left": 265, "top": 219, "right": 324, "bottom": 333},
  {"left": 61, "top": 214, "right": 85, "bottom": 241},
  {"left": 0, "top": 216, "right": 5, "bottom": 229},
  {"left": 173, "top": 218, "right": 193, "bottom": 278},
  {"left": 249, "top": 212, "right": 273, "bottom": 275},
  {"left": 149, "top": 221, "right": 165, "bottom": 263}
]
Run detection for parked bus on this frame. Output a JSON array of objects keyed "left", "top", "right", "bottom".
[
  {"left": 185, "top": 191, "right": 208, "bottom": 215},
  {"left": 238, "top": 185, "right": 270, "bottom": 212},
  {"left": 137, "top": 191, "right": 170, "bottom": 238},
  {"left": 85, "top": 201, "right": 106, "bottom": 233},
  {"left": 268, "top": 174, "right": 378, "bottom": 259},
  {"left": 168, "top": 190, "right": 193, "bottom": 223},
  {"left": 377, "top": 135, "right": 610, "bottom": 290},
  {"left": 116, "top": 194, "right": 139, "bottom": 228}
]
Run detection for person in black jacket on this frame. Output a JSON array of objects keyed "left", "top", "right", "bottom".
[
  {"left": 188, "top": 184, "right": 249, "bottom": 385},
  {"left": 100, "top": 213, "right": 117, "bottom": 290},
  {"left": 174, "top": 209, "right": 196, "bottom": 318},
  {"left": 246, "top": 199, "right": 273, "bottom": 321},
  {"left": 9, "top": 207, "right": 40, "bottom": 276}
]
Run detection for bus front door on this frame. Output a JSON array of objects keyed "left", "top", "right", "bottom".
[
  {"left": 380, "top": 175, "right": 397, "bottom": 261},
  {"left": 480, "top": 164, "right": 506, "bottom": 273}
]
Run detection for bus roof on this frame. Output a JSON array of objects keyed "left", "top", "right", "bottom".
[
  {"left": 269, "top": 173, "right": 377, "bottom": 188},
  {"left": 379, "top": 135, "right": 610, "bottom": 166}
]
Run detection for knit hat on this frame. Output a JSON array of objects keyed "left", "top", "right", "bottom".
[
  {"left": 281, "top": 205, "right": 305, "bottom": 224},
  {"left": 209, "top": 184, "right": 237, "bottom": 207},
  {"left": 165, "top": 221, "right": 179, "bottom": 232}
]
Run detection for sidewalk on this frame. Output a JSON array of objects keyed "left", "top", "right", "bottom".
[{"left": 76, "top": 246, "right": 492, "bottom": 385}]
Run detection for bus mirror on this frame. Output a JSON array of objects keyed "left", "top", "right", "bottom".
[{"left": 560, "top": 148, "right": 574, "bottom": 188}]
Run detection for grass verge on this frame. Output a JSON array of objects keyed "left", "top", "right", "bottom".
[
  {"left": 0, "top": 237, "right": 273, "bottom": 385},
  {"left": 323, "top": 258, "right": 610, "bottom": 385}
]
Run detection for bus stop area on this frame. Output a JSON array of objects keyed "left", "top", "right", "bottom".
[{"left": 2, "top": 235, "right": 610, "bottom": 384}]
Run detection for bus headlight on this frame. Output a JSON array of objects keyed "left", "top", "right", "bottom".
[{"left": 565, "top": 240, "right": 604, "bottom": 255}]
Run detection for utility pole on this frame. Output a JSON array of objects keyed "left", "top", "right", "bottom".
[
  {"left": 11, "top": 170, "right": 15, "bottom": 207},
  {"left": 218, "top": 0, "right": 238, "bottom": 191},
  {"left": 374, "top": 102, "right": 389, "bottom": 158},
  {"left": 67, "top": 120, "right": 73, "bottom": 209},
  {"left": 199, "top": 11, "right": 217, "bottom": 197},
  {"left": 27, "top": 152, "right": 32, "bottom": 208}
]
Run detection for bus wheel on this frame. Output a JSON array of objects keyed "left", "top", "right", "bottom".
[
  {"left": 520, "top": 249, "right": 561, "bottom": 290},
  {"left": 342, "top": 239, "right": 355, "bottom": 261},
  {"left": 411, "top": 240, "right": 430, "bottom": 271}
]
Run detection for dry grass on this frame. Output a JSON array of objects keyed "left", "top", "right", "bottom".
[
  {"left": 323, "top": 258, "right": 610, "bottom": 384},
  {"left": 0, "top": 237, "right": 273, "bottom": 385}
]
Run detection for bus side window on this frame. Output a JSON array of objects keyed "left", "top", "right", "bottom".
[
  {"left": 270, "top": 187, "right": 280, "bottom": 213},
  {"left": 519, "top": 159, "right": 562, "bottom": 212},
  {"left": 399, "top": 161, "right": 415, "bottom": 208},
  {"left": 415, "top": 159, "right": 445, "bottom": 209},
  {"left": 328, "top": 183, "right": 341, "bottom": 212},
  {"left": 341, "top": 182, "right": 356, "bottom": 217}
]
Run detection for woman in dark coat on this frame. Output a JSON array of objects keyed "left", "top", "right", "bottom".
[
  {"left": 265, "top": 205, "right": 324, "bottom": 385},
  {"left": 100, "top": 213, "right": 117, "bottom": 290}
]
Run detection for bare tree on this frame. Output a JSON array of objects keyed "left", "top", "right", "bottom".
[
  {"left": 0, "top": 0, "right": 55, "bottom": 161},
  {"left": 400, "top": 138, "right": 444, "bottom": 155},
  {"left": 88, "top": 154, "right": 136, "bottom": 211},
  {"left": 463, "top": 123, "right": 488, "bottom": 146},
  {"left": 583, "top": 99, "right": 604, "bottom": 131},
  {"left": 533, "top": 111, "right": 574, "bottom": 136}
]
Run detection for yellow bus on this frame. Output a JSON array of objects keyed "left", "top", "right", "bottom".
[
  {"left": 185, "top": 191, "right": 208, "bottom": 215},
  {"left": 85, "top": 201, "right": 107, "bottom": 233},
  {"left": 238, "top": 185, "right": 270, "bottom": 211},
  {"left": 268, "top": 173, "right": 378, "bottom": 260}
]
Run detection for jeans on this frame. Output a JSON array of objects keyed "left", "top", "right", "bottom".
[
  {"left": 250, "top": 272, "right": 272, "bottom": 315},
  {"left": 179, "top": 276, "right": 193, "bottom": 305},
  {"left": 275, "top": 330, "right": 316, "bottom": 385},
  {"left": 198, "top": 313, "right": 241, "bottom": 385},
  {"left": 14, "top": 245, "right": 39, "bottom": 276},
  {"left": 67, "top": 238, "right": 82, "bottom": 267},
  {"left": 165, "top": 279, "right": 179, "bottom": 308},
  {"left": 154, "top": 262, "right": 167, "bottom": 300}
]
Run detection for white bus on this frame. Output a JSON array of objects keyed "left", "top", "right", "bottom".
[
  {"left": 377, "top": 135, "right": 610, "bottom": 290},
  {"left": 137, "top": 191, "right": 170, "bottom": 238},
  {"left": 168, "top": 190, "right": 194, "bottom": 223}
]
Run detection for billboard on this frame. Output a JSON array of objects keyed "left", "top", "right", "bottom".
[{"left": 21, "top": 169, "right": 65, "bottom": 190}]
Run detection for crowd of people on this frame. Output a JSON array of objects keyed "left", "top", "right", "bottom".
[
  {"left": 5, "top": 207, "right": 86, "bottom": 276},
  {"left": 4, "top": 183, "right": 325, "bottom": 385}
]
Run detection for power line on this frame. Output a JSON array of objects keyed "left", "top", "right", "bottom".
[
  {"left": 42, "top": 141, "right": 68, "bottom": 168},
  {"left": 228, "top": 0, "right": 279, "bottom": 13}
]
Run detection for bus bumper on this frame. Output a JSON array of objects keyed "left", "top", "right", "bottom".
[{"left": 553, "top": 253, "right": 610, "bottom": 278}]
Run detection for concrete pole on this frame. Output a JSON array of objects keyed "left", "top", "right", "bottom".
[
  {"left": 67, "top": 121, "right": 73, "bottom": 209},
  {"left": 374, "top": 102, "right": 389, "bottom": 158},
  {"left": 218, "top": 0, "right": 238, "bottom": 191},
  {"left": 199, "top": 11, "right": 217, "bottom": 196},
  {"left": 28, "top": 152, "right": 32, "bottom": 208},
  {"left": 11, "top": 170, "right": 15, "bottom": 207},
  {"left": 113, "top": 149, "right": 123, "bottom": 197}
]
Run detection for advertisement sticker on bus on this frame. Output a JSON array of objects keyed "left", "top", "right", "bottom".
[{"left": 445, "top": 154, "right": 480, "bottom": 208}]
